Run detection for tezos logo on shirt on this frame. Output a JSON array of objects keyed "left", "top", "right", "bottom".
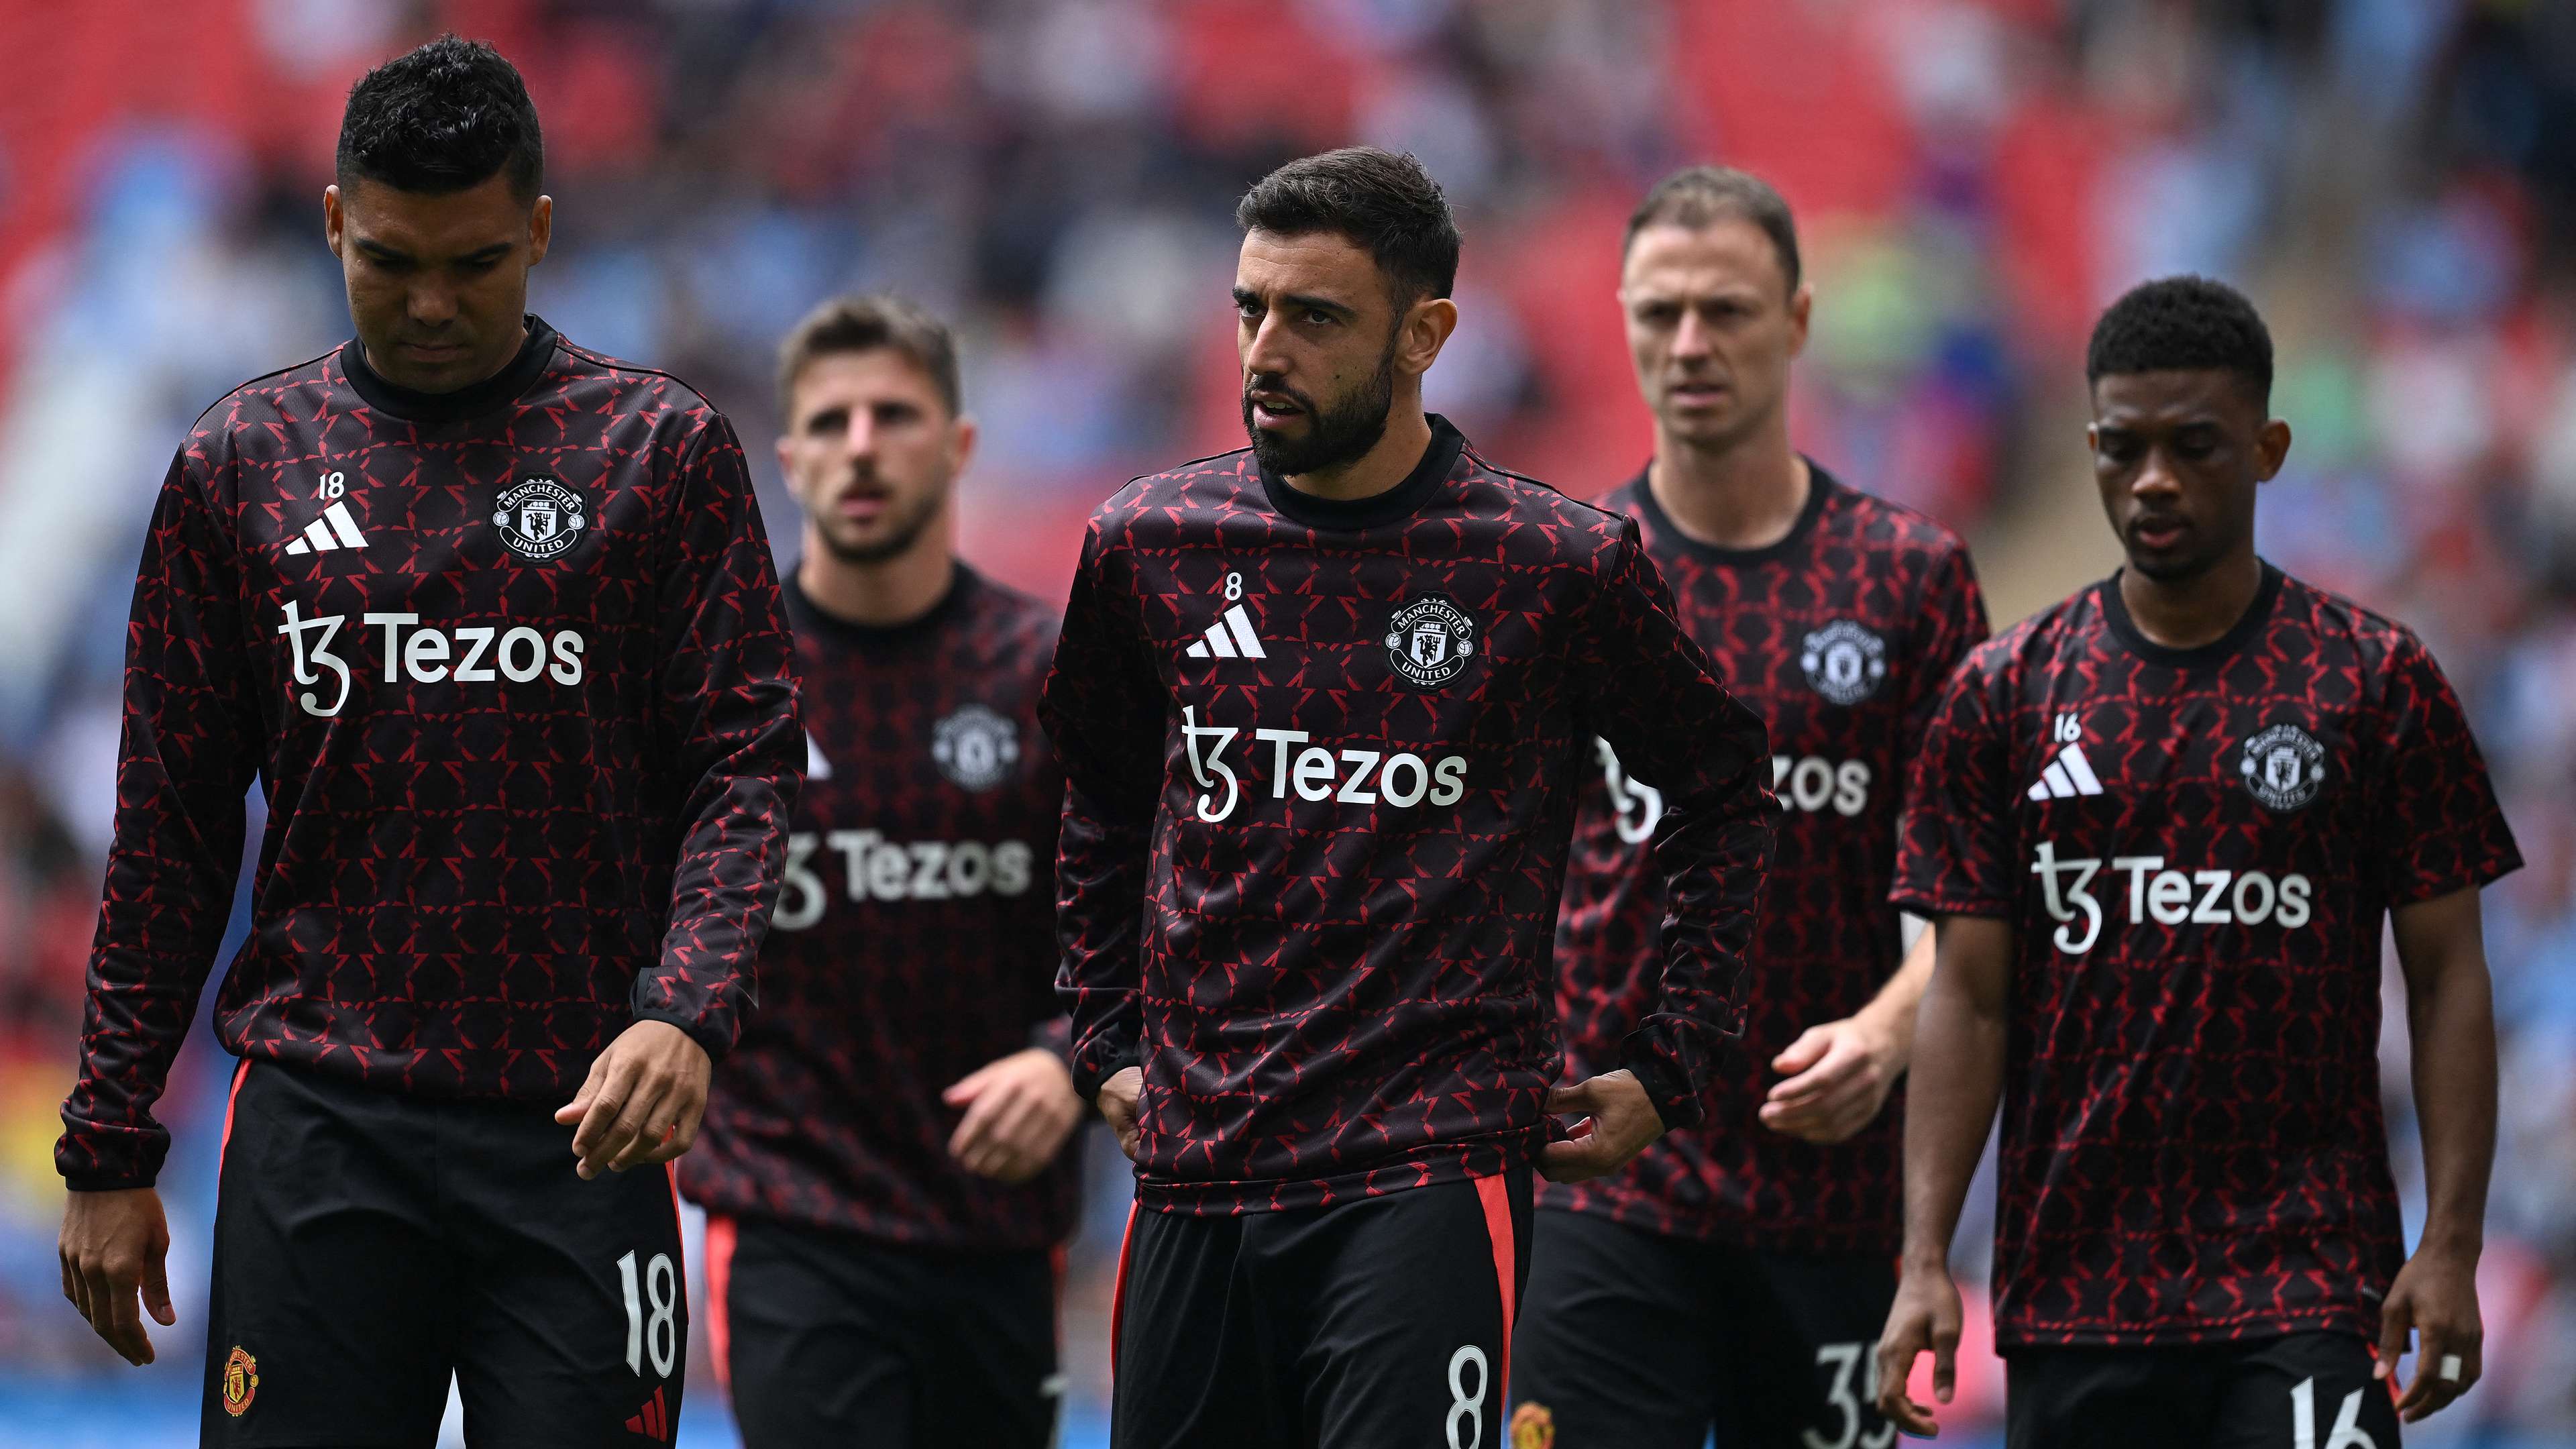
[
  {"left": 492, "top": 476, "right": 588, "bottom": 561},
  {"left": 1385, "top": 594, "right": 1476, "bottom": 689},
  {"left": 932, "top": 704, "right": 1020, "bottom": 791},
  {"left": 1800, "top": 620, "right": 1887, "bottom": 705},
  {"left": 2237, "top": 723, "right": 2326, "bottom": 811}
]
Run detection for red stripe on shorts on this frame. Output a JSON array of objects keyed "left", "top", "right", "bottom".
[
  {"left": 702, "top": 1214, "right": 736, "bottom": 1399},
  {"left": 1110, "top": 1201, "right": 1139, "bottom": 1379},
  {"left": 216, "top": 1059, "right": 250, "bottom": 1173},
  {"left": 1474, "top": 1173, "right": 1518, "bottom": 1401}
]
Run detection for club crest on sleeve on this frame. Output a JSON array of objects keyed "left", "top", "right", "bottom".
[
  {"left": 2238, "top": 722, "right": 2326, "bottom": 811},
  {"left": 1509, "top": 1401, "right": 1554, "bottom": 1449},
  {"left": 490, "top": 476, "right": 588, "bottom": 561},
  {"left": 1800, "top": 619, "right": 1888, "bottom": 704},
  {"left": 221, "top": 1344, "right": 258, "bottom": 1417},
  {"left": 932, "top": 704, "right": 1020, "bottom": 790},
  {"left": 1384, "top": 594, "right": 1476, "bottom": 690}
]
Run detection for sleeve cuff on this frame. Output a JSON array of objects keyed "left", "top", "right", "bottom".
[
  {"left": 1617, "top": 1040, "right": 1705, "bottom": 1133},
  {"left": 63, "top": 1171, "right": 156, "bottom": 1193},
  {"left": 1071, "top": 1042, "right": 1141, "bottom": 1104},
  {"left": 1029, "top": 1018, "right": 1075, "bottom": 1068}
]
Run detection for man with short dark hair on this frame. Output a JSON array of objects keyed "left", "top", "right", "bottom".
[
  {"left": 1876, "top": 276, "right": 2514, "bottom": 1445},
  {"left": 54, "top": 35, "right": 800, "bottom": 1444},
  {"left": 682, "top": 294, "right": 1083, "bottom": 1449},
  {"left": 1042, "top": 146, "right": 1776, "bottom": 1449},
  {"left": 1509, "top": 164, "right": 1987, "bottom": 1449}
]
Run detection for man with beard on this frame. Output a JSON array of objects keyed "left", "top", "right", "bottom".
[
  {"left": 1876, "top": 276, "right": 2514, "bottom": 1444},
  {"left": 682, "top": 295, "right": 1084, "bottom": 1448},
  {"left": 1511, "top": 166, "right": 1987, "bottom": 1449},
  {"left": 1040, "top": 147, "right": 1776, "bottom": 1449}
]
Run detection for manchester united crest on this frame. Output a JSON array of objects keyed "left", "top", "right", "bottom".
[
  {"left": 1509, "top": 1401, "right": 1556, "bottom": 1449},
  {"left": 2238, "top": 722, "right": 2327, "bottom": 811},
  {"left": 932, "top": 704, "right": 1020, "bottom": 791},
  {"left": 491, "top": 476, "right": 589, "bottom": 561},
  {"left": 1384, "top": 594, "right": 1477, "bottom": 690},
  {"left": 1801, "top": 619, "right": 1888, "bottom": 705},
  {"left": 222, "top": 1345, "right": 259, "bottom": 1417}
]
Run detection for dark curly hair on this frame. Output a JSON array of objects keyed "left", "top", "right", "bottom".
[
  {"left": 1236, "top": 148, "right": 1460, "bottom": 305},
  {"left": 2086, "top": 275, "right": 2273, "bottom": 403},
  {"left": 337, "top": 35, "right": 543, "bottom": 202}
]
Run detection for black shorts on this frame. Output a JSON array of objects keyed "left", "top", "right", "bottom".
[
  {"left": 2006, "top": 1332, "right": 2402, "bottom": 1449},
  {"left": 1509, "top": 1209, "right": 1897, "bottom": 1449},
  {"left": 702, "top": 1212, "right": 1062, "bottom": 1448},
  {"left": 1110, "top": 1166, "right": 1532, "bottom": 1449},
  {"left": 203, "top": 1060, "right": 688, "bottom": 1447}
]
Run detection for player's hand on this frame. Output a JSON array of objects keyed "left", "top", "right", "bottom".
[
  {"left": 1536, "top": 1069, "right": 1666, "bottom": 1183},
  {"left": 1762, "top": 1012, "right": 1902, "bottom": 1143},
  {"left": 1875, "top": 1260, "right": 1964, "bottom": 1437},
  {"left": 2375, "top": 1243, "right": 2481, "bottom": 1421},
  {"left": 59, "top": 1187, "right": 174, "bottom": 1366},
  {"left": 556, "top": 1020, "right": 712, "bottom": 1181},
  {"left": 945, "top": 1048, "right": 1083, "bottom": 1183},
  {"left": 1095, "top": 1065, "right": 1143, "bottom": 1162}
]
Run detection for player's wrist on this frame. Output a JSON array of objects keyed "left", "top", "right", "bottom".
[{"left": 2412, "top": 1224, "right": 2483, "bottom": 1263}]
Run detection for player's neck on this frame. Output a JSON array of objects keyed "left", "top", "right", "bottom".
[
  {"left": 799, "top": 542, "right": 956, "bottom": 630},
  {"left": 1279, "top": 405, "right": 1434, "bottom": 503},
  {"left": 1646, "top": 429, "right": 1809, "bottom": 551},
  {"left": 2118, "top": 549, "right": 2265, "bottom": 651}
]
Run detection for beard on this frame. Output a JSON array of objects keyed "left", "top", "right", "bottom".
[
  {"left": 1242, "top": 335, "right": 1399, "bottom": 477},
  {"left": 814, "top": 483, "right": 946, "bottom": 566}
]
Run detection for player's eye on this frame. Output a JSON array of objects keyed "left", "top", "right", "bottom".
[
  {"left": 1303, "top": 309, "right": 1336, "bottom": 327},
  {"left": 805, "top": 407, "right": 848, "bottom": 435},
  {"left": 1638, "top": 304, "right": 1679, "bottom": 326}
]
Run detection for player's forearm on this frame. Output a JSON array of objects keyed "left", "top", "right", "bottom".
[
  {"left": 1624, "top": 781, "right": 1776, "bottom": 1126},
  {"left": 1898, "top": 920, "right": 2008, "bottom": 1271},
  {"left": 1055, "top": 786, "right": 1150, "bottom": 1098},
  {"left": 2406, "top": 948, "right": 2497, "bottom": 1258},
  {"left": 1858, "top": 919, "right": 1937, "bottom": 1059}
]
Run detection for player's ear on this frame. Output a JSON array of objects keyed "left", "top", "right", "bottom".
[
  {"left": 323, "top": 184, "right": 344, "bottom": 258},
  {"left": 774, "top": 432, "right": 796, "bottom": 481},
  {"left": 526, "top": 195, "right": 553, "bottom": 268},
  {"left": 947, "top": 413, "right": 979, "bottom": 478},
  {"left": 2255, "top": 417, "right": 2292, "bottom": 482},
  {"left": 1398, "top": 295, "right": 1460, "bottom": 378},
  {"left": 1787, "top": 280, "right": 1814, "bottom": 356}
]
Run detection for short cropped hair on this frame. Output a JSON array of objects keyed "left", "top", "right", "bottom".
[
  {"left": 337, "top": 35, "right": 543, "bottom": 203},
  {"left": 2086, "top": 276, "right": 2274, "bottom": 403},
  {"left": 1623, "top": 166, "right": 1801, "bottom": 294},
  {"left": 1236, "top": 148, "right": 1461, "bottom": 305},
  {"left": 776, "top": 294, "right": 963, "bottom": 420}
]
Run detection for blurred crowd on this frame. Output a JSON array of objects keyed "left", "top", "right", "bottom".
[{"left": 1, "top": 0, "right": 2572, "bottom": 1440}]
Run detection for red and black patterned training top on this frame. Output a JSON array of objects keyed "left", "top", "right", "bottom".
[
  {"left": 1541, "top": 467, "right": 1986, "bottom": 1253},
  {"left": 58, "top": 317, "right": 802, "bottom": 1191},
  {"left": 1041, "top": 417, "right": 1775, "bottom": 1217},
  {"left": 682, "top": 568, "right": 1078, "bottom": 1250},
  {"left": 1894, "top": 564, "right": 2519, "bottom": 1348}
]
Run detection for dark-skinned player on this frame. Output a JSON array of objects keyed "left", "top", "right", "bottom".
[
  {"left": 54, "top": 37, "right": 800, "bottom": 1445},
  {"left": 1040, "top": 147, "right": 1775, "bottom": 1449},
  {"left": 1876, "top": 276, "right": 2515, "bottom": 1447}
]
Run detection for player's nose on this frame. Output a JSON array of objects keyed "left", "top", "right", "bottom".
[
  {"left": 2131, "top": 446, "right": 2184, "bottom": 498},
  {"left": 406, "top": 282, "right": 459, "bottom": 328},
  {"left": 1670, "top": 310, "right": 1714, "bottom": 360}
]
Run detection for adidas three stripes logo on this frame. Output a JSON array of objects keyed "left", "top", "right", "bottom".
[
  {"left": 1184, "top": 604, "right": 1267, "bottom": 659},
  {"left": 2027, "top": 742, "right": 2105, "bottom": 800},
  {"left": 283, "top": 501, "right": 368, "bottom": 555}
]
